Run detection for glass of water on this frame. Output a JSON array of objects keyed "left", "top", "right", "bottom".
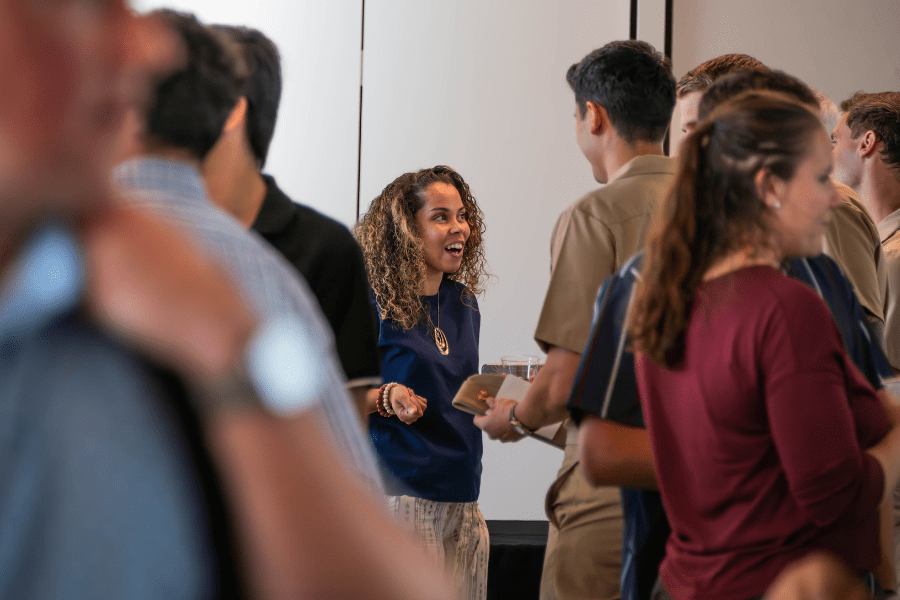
[{"left": 501, "top": 355, "right": 541, "bottom": 382}]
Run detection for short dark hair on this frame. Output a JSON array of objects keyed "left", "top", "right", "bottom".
[
  {"left": 698, "top": 69, "right": 818, "bottom": 122},
  {"left": 676, "top": 53, "right": 766, "bottom": 97},
  {"left": 212, "top": 25, "right": 282, "bottom": 168},
  {"left": 566, "top": 40, "right": 676, "bottom": 144},
  {"left": 144, "top": 10, "right": 247, "bottom": 160},
  {"left": 840, "top": 92, "right": 900, "bottom": 178}
]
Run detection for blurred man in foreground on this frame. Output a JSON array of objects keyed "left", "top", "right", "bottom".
[
  {"left": 0, "top": 2, "right": 452, "bottom": 599},
  {"left": 201, "top": 24, "right": 382, "bottom": 415}
]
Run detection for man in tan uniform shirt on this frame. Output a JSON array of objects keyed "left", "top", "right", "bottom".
[
  {"left": 475, "top": 40, "right": 676, "bottom": 600},
  {"left": 831, "top": 90, "right": 900, "bottom": 590},
  {"left": 831, "top": 91, "right": 900, "bottom": 370},
  {"left": 826, "top": 181, "right": 887, "bottom": 334}
]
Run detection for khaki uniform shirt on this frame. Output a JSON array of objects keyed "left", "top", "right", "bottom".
[
  {"left": 535, "top": 155, "right": 677, "bottom": 354},
  {"left": 823, "top": 181, "right": 886, "bottom": 324},
  {"left": 878, "top": 208, "right": 900, "bottom": 371}
]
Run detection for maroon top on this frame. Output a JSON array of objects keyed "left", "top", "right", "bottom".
[{"left": 636, "top": 266, "right": 889, "bottom": 600}]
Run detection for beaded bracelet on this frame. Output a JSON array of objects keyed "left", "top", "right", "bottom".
[
  {"left": 376, "top": 382, "right": 400, "bottom": 417},
  {"left": 376, "top": 383, "right": 391, "bottom": 417},
  {"left": 382, "top": 382, "right": 399, "bottom": 416}
]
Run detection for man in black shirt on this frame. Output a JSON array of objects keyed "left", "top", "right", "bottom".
[{"left": 201, "top": 24, "right": 382, "bottom": 412}]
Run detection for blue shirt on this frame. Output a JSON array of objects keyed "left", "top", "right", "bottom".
[
  {"left": 370, "top": 278, "right": 482, "bottom": 502},
  {"left": 0, "top": 225, "right": 219, "bottom": 599}
]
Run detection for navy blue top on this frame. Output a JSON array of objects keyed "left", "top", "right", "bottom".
[{"left": 370, "top": 278, "right": 482, "bottom": 502}]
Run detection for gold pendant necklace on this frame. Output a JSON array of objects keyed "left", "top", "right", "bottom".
[{"left": 432, "top": 282, "right": 450, "bottom": 355}]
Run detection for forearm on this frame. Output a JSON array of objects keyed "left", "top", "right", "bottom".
[
  {"left": 207, "top": 409, "right": 453, "bottom": 600},
  {"left": 577, "top": 415, "right": 657, "bottom": 489},
  {"left": 874, "top": 491, "right": 897, "bottom": 591},
  {"left": 513, "top": 346, "right": 580, "bottom": 430},
  {"left": 364, "top": 387, "right": 381, "bottom": 415},
  {"left": 868, "top": 423, "right": 900, "bottom": 504}
]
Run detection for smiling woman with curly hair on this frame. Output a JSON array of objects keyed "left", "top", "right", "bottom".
[
  {"left": 355, "top": 165, "right": 490, "bottom": 600},
  {"left": 356, "top": 165, "right": 488, "bottom": 329}
]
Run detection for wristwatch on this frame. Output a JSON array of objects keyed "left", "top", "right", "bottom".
[
  {"left": 509, "top": 404, "right": 535, "bottom": 436},
  {"left": 197, "top": 314, "right": 327, "bottom": 417},
  {"left": 246, "top": 314, "right": 327, "bottom": 415}
]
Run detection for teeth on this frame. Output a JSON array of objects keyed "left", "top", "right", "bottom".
[{"left": 446, "top": 244, "right": 463, "bottom": 251}]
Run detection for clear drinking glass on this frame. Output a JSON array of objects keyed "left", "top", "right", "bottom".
[{"left": 501, "top": 355, "right": 541, "bottom": 382}]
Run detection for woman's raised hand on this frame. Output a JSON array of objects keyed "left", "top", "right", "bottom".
[{"left": 390, "top": 385, "right": 427, "bottom": 424}]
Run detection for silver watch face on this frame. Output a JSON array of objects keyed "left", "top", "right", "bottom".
[{"left": 247, "top": 314, "right": 326, "bottom": 415}]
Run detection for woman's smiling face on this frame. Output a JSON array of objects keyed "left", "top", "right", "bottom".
[{"left": 415, "top": 181, "right": 470, "bottom": 287}]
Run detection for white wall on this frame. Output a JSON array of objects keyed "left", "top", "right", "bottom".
[
  {"left": 134, "top": 0, "right": 628, "bottom": 521},
  {"left": 359, "top": 0, "right": 630, "bottom": 520},
  {"left": 134, "top": 0, "right": 363, "bottom": 228},
  {"left": 133, "top": 0, "right": 900, "bottom": 521}
]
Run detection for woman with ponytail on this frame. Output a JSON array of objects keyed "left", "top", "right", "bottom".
[{"left": 630, "top": 93, "right": 900, "bottom": 600}]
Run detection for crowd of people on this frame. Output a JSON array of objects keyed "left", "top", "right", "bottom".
[{"left": 2, "top": 1, "right": 900, "bottom": 600}]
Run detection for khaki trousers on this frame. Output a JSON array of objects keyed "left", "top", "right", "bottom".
[
  {"left": 540, "top": 423, "right": 623, "bottom": 600},
  {"left": 388, "top": 495, "right": 489, "bottom": 600}
]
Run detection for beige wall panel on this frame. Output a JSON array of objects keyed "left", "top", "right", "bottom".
[{"left": 670, "top": 0, "right": 900, "bottom": 149}]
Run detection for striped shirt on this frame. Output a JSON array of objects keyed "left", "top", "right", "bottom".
[{"left": 114, "top": 157, "right": 383, "bottom": 494}]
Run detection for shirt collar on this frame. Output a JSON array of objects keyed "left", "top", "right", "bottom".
[
  {"left": 113, "top": 157, "right": 208, "bottom": 207},
  {"left": 607, "top": 154, "right": 677, "bottom": 185},
  {"left": 251, "top": 175, "right": 295, "bottom": 235},
  {"left": 878, "top": 207, "right": 900, "bottom": 244},
  {"left": 0, "top": 223, "right": 84, "bottom": 340}
]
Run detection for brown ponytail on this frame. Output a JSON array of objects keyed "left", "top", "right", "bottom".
[{"left": 629, "top": 93, "right": 822, "bottom": 367}]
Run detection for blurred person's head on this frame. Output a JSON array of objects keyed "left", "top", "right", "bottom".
[
  {"left": 832, "top": 91, "right": 900, "bottom": 190},
  {"left": 0, "top": 1, "right": 178, "bottom": 225},
  {"left": 210, "top": 25, "right": 281, "bottom": 169},
  {"left": 631, "top": 94, "right": 837, "bottom": 366},
  {"left": 355, "top": 166, "right": 488, "bottom": 330},
  {"left": 813, "top": 88, "right": 840, "bottom": 135},
  {"left": 142, "top": 10, "right": 246, "bottom": 162},
  {"left": 566, "top": 40, "right": 676, "bottom": 182},
  {"left": 198, "top": 24, "right": 280, "bottom": 226},
  {"left": 697, "top": 69, "right": 819, "bottom": 122},
  {"left": 676, "top": 53, "right": 767, "bottom": 134}
]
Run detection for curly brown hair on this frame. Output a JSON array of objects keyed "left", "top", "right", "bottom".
[{"left": 355, "top": 166, "right": 489, "bottom": 329}]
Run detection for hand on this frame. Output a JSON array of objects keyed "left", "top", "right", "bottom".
[
  {"left": 763, "top": 552, "right": 867, "bottom": 600},
  {"left": 390, "top": 385, "right": 426, "bottom": 424},
  {"left": 473, "top": 397, "right": 524, "bottom": 442},
  {"left": 82, "top": 205, "right": 257, "bottom": 380},
  {"left": 877, "top": 388, "right": 900, "bottom": 427}
]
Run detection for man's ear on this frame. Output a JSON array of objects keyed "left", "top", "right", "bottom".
[
  {"left": 859, "top": 130, "right": 880, "bottom": 159},
  {"left": 222, "top": 97, "right": 248, "bottom": 134},
  {"left": 585, "top": 101, "right": 608, "bottom": 136}
]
